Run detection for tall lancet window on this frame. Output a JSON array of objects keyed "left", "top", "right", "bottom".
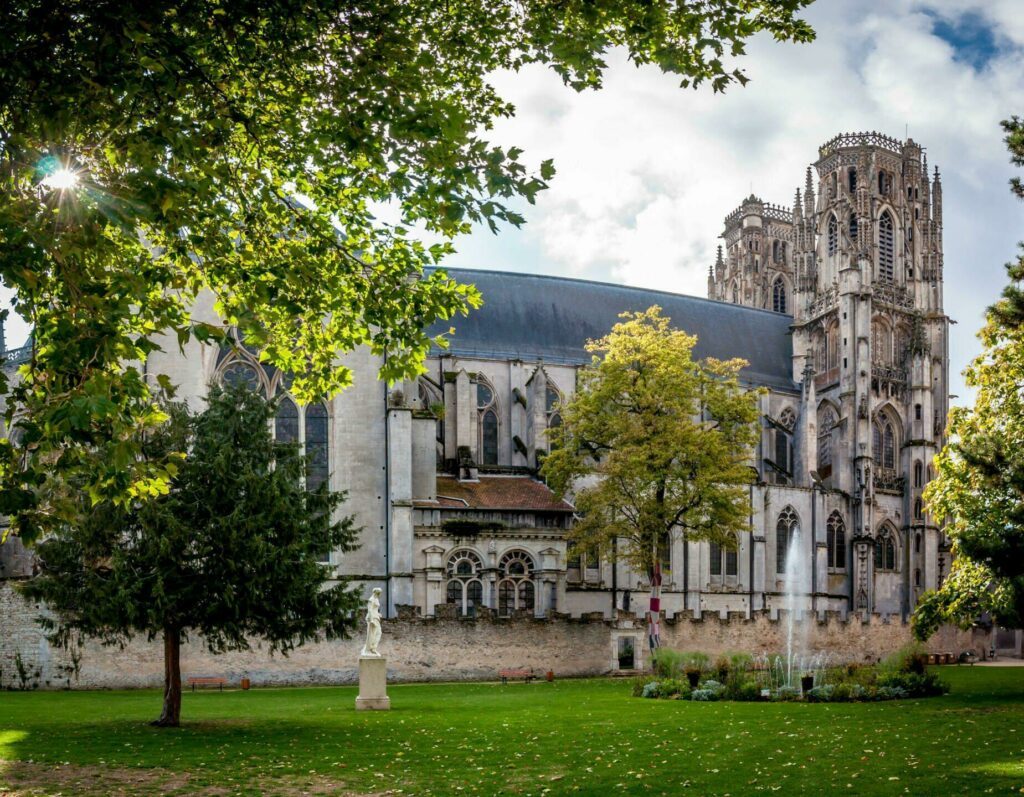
[
  {"left": 776, "top": 507, "right": 799, "bottom": 574},
  {"left": 817, "top": 405, "right": 836, "bottom": 473},
  {"left": 849, "top": 213, "right": 858, "bottom": 244},
  {"left": 827, "top": 512, "right": 846, "bottom": 570},
  {"left": 772, "top": 278, "right": 787, "bottom": 314},
  {"left": 477, "top": 379, "right": 498, "bottom": 465},
  {"left": 545, "top": 384, "right": 562, "bottom": 449},
  {"left": 878, "top": 211, "right": 895, "bottom": 281},
  {"left": 827, "top": 214, "right": 838, "bottom": 256},
  {"left": 305, "top": 404, "right": 329, "bottom": 491},
  {"left": 873, "top": 417, "right": 897, "bottom": 470},
  {"left": 275, "top": 397, "right": 299, "bottom": 445}
]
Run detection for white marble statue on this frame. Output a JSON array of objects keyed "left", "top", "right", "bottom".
[{"left": 361, "top": 587, "right": 383, "bottom": 657}]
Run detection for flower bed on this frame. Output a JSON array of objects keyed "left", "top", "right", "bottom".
[{"left": 633, "top": 646, "right": 950, "bottom": 703}]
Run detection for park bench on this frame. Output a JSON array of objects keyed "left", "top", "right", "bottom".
[
  {"left": 499, "top": 668, "right": 534, "bottom": 685},
  {"left": 957, "top": 650, "right": 977, "bottom": 666},
  {"left": 188, "top": 676, "right": 227, "bottom": 692}
]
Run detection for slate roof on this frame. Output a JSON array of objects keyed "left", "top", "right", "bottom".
[
  {"left": 426, "top": 268, "right": 796, "bottom": 391},
  {"left": 416, "top": 476, "right": 574, "bottom": 512}
]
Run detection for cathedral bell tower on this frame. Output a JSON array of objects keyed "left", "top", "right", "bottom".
[
  {"left": 709, "top": 131, "right": 949, "bottom": 619},
  {"left": 790, "top": 132, "right": 948, "bottom": 618},
  {"left": 710, "top": 195, "right": 795, "bottom": 314}
]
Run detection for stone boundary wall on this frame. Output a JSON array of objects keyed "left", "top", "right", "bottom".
[{"left": 0, "top": 582, "right": 989, "bottom": 690}]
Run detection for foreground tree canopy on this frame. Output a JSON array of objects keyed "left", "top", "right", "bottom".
[
  {"left": 913, "top": 117, "right": 1024, "bottom": 641},
  {"left": 542, "top": 307, "right": 761, "bottom": 644},
  {"left": 0, "top": 0, "right": 814, "bottom": 542},
  {"left": 21, "top": 384, "right": 360, "bottom": 726}
]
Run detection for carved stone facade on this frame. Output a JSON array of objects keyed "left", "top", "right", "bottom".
[
  {"left": 1, "top": 132, "right": 952, "bottom": 651},
  {"left": 709, "top": 131, "right": 951, "bottom": 619}
]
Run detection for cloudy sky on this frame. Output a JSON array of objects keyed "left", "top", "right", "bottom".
[
  {"left": 439, "top": 0, "right": 1024, "bottom": 403},
  {"left": 4, "top": 0, "right": 1022, "bottom": 403}
]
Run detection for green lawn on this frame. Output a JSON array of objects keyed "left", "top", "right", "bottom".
[{"left": 2, "top": 667, "right": 1023, "bottom": 796}]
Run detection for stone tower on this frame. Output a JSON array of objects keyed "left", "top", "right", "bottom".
[
  {"left": 709, "top": 195, "right": 795, "bottom": 313},
  {"left": 711, "top": 131, "right": 950, "bottom": 617}
]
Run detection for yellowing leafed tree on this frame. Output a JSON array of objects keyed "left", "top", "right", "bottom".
[{"left": 542, "top": 307, "right": 761, "bottom": 648}]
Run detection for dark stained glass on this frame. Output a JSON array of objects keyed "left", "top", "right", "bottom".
[
  {"left": 305, "top": 403, "right": 329, "bottom": 491},
  {"left": 222, "top": 361, "right": 261, "bottom": 392},
  {"left": 275, "top": 398, "right": 299, "bottom": 444},
  {"left": 481, "top": 409, "right": 498, "bottom": 465}
]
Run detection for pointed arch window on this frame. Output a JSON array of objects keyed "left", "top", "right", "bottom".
[
  {"left": 914, "top": 498, "right": 924, "bottom": 521},
  {"left": 827, "top": 214, "right": 838, "bottom": 256},
  {"left": 772, "top": 278, "right": 787, "bottom": 314},
  {"left": 659, "top": 535, "right": 673, "bottom": 582},
  {"left": 827, "top": 512, "right": 846, "bottom": 570},
  {"left": 872, "top": 417, "right": 897, "bottom": 470},
  {"left": 913, "top": 460, "right": 924, "bottom": 488},
  {"left": 848, "top": 167, "right": 857, "bottom": 193},
  {"left": 776, "top": 507, "right": 799, "bottom": 574},
  {"left": 305, "top": 404, "right": 329, "bottom": 491},
  {"left": 878, "top": 211, "right": 895, "bottom": 281},
  {"left": 545, "top": 383, "right": 563, "bottom": 447},
  {"left": 477, "top": 379, "right": 499, "bottom": 466},
  {"left": 275, "top": 397, "right": 299, "bottom": 445},
  {"left": 825, "top": 323, "right": 839, "bottom": 370},
  {"left": 849, "top": 213, "right": 858, "bottom": 243},
  {"left": 817, "top": 405, "right": 837, "bottom": 473},
  {"left": 874, "top": 527, "right": 897, "bottom": 571},
  {"left": 884, "top": 424, "right": 895, "bottom": 470},
  {"left": 872, "top": 319, "right": 892, "bottom": 364},
  {"left": 774, "top": 427, "right": 790, "bottom": 476}
]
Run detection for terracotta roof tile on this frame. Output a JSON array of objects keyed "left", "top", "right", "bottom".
[{"left": 415, "top": 476, "right": 574, "bottom": 512}]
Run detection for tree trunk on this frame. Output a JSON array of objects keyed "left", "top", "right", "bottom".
[
  {"left": 152, "top": 626, "right": 182, "bottom": 727},
  {"left": 648, "top": 537, "right": 662, "bottom": 653}
]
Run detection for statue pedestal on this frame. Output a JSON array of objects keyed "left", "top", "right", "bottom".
[{"left": 355, "top": 655, "right": 390, "bottom": 711}]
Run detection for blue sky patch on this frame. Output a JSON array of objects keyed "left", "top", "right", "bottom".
[{"left": 928, "top": 10, "right": 1000, "bottom": 70}]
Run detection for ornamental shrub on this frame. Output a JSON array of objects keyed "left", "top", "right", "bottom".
[
  {"left": 700, "top": 679, "right": 726, "bottom": 696},
  {"left": 641, "top": 681, "right": 661, "bottom": 699},
  {"left": 876, "top": 685, "right": 909, "bottom": 701},
  {"left": 830, "top": 682, "right": 855, "bottom": 702},
  {"left": 691, "top": 688, "right": 719, "bottom": 702},
  {"left": 652, "top": 649, "right": 685, "bottom": 680},
  {"left": 881, "top": 643, "right": 929, "bottom": 676},
  {"left": 732, "top": 681, "right": 763, "bottom": 702},
  {"left": 659, "top": 679, "right": 687, "bottom": 698},
  {"left": 730, "top": 652, "right": 754, "bottom": 673},
  {"left": 683, "top": 652, "right": 710, "bottom": 674},
  {"left": 876, "top": 670, "right": 949, "bottom": 697},
  {"left": 806, "top": 685, "right": 835, "bottom": 703},
  {"left": 774, "top": 686, "right": 800, "bottom": 702}
]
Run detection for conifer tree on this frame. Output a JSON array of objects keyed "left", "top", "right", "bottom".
[{"left": 21, "top": 384, "right": 360, "bottom": 726}]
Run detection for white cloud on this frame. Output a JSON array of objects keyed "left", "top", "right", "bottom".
[{"left": 445, "top": 0, "right": 1024, "bottom": 402}]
